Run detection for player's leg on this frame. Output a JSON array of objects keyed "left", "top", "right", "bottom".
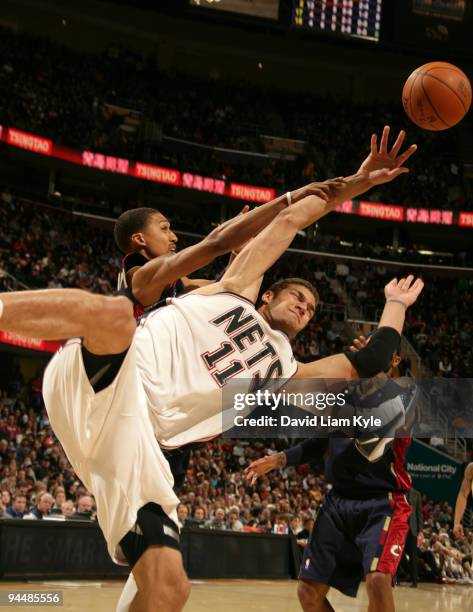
[
  {"left": 365, "top": 572, "right": 394, "bottom": 612},
  {"left": 298, "top": 492, "right": 360, "bottom": 611},
  {"left": 356, "top": 493, "right": 410, "bottom": 612},
  {"left": 0, "top": 289, "right": 135, "bottom": 354},
  {"left": 297, "top": 581, "right": 333, "bottom": 612},
  {"left": 117, "top": 503, "right": 189, "bottom": 612},
  {"left": 129, "top": 547, "right": 189, "bottom": 612}
]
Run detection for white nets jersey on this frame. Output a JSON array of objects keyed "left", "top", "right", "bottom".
[{"left": 135, "top": 292, "right": 297, "bottom": 448}]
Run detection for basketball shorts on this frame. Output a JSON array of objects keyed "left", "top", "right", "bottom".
[
  {"left": 299, "top": 489, "right": 411, "bottom": 597},
  {"left": 118, "top": 502, "right": 180, "bottom": 567},
  {"left": 43, "top": 338, "right": 179, "bottom": 565}
]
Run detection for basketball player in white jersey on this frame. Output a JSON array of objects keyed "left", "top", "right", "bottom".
[
  {"left": 0, "top": 133, "right": 418, "bottom": 612},
  {"left": 454, "top": 462, "right": 473, "bottom": 540}
]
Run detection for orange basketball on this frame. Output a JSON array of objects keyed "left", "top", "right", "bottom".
[{"left": 402, "top": 61, "right": 471, "bottom": 131}]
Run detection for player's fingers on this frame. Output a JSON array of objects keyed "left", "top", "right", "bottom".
[
  {"left": 395, "top": 144, "right": 417, "bottom": 167},
  {"left": 370, "top": 133, "right": 377, "bottom": 155},
  {"left": 240, "top": 205, "right": 250, "bottom": 215},
  {"left": 390, "top": 129, "right": 405, "bottom": 157},
  {"left": 411, "top": 278, "right": 424, "bottom": 295},
  {"left": 388, "top": 167, "right": 409, "bottom": 180},
  {"left": 379, "top": 125, "right": 390, "bottom": 154},
  {"left": 314, "top": 189, "right": 329, "bottom": 201},
  {"left": 399, "top": 276, "right": 413, "bottom": 291}
]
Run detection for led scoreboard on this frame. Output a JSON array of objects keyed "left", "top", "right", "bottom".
[{"left": 293, "top": 0, "right": 383, "bottom": 41}]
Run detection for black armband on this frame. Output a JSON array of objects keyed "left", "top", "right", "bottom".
[{"left": 344, "top": 326, "right": 401, "bottom": 378}]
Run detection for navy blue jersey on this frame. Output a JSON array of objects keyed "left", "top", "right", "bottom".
[
  {"left": 117, "top": 251, "right": 185, "bottom": 319},
  {"left": 285, "top": 378, "right": 413, "bottom": 499}
]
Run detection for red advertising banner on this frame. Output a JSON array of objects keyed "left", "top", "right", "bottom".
[
  {"left": 359, "top": 201, "right": 404, "bottom": 222},
  {"left": 0, "top": 331, "right": 62, "bottom": 353},
  {"left": 7, "top": 128, "right": 52, "bottom": 155},
  {"left": 134, "top": 162, "right": 180, "bottom": 185},
  {"left": 1, "top": 124, "right": 471, "bottom": 226},
  {"left": 459, "top": 212, "right": 473, "bottom": 228}
]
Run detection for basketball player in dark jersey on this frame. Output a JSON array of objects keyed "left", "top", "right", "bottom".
[{"left": 245, "top": 337, "right": 419, "bottom": 612}]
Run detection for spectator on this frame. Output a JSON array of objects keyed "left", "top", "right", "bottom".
[
  {"left": 70, "top": 495, "right": 94, "bottom": 520},
  {"left": 402, "top": 487, "right": 423, "bottom": 588},
  {"left": 227, "top": 509, "right": 243, "bottom": 532},
  {"left": 61, "top": 500, "right": 75, "bottom": 517},
  {"left": 5, "top": 493, "right": 27, "bottom": 519},
  {"left": 177, "top": 503, "right": 189, "bottom": 528},
  {"left": 23, "top": 492, "right": 53, "bottom": 520},
  {"left": 205, "top": 507, "right": 227, "bottom": 530}
]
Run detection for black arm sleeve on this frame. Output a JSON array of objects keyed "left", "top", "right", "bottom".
[
  {"left": 285, "top": 438, "right": 327, "bottom": 467},
  {"left": 344, "top": 326, "right": 401, "bottom": 378}
]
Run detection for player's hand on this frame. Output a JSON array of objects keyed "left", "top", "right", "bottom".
[
  {"left": 290, "top": 178, "right": 346, "bottom": 204},
  {"left": 244, "top": 454, "right": 282, "bottom": 485},
  {"left": 357, "top": 126, "right": 417, "bottom": 176},
  {"left": 366, "top": 166, "right": 410, "bottom": 186},
  {"left": 349, "top": 335, "right": 369, "bottom": 352},
  {"left": 384, "top": 275, "right": 424, "bottom": 307},
  {"left": 453, "top": 523, "right": 464, "bottom": 540}
]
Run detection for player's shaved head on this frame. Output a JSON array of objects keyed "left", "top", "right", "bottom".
[{"left": 114, "top": 207, "right": 165, "bottom": 253}]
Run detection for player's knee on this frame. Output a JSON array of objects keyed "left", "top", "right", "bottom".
[
  {"left": 297, "top": 580, "right": 325, "bottom": 608},
  {"left": 148, "top": 573, "right": 190, "bottom": 609},
  {"left": 365, "top": 572, "right": 391, "bottom": 599}
]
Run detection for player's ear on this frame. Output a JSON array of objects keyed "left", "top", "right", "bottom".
[
  {"left": 131, "top": 232, "right": 146, "bottom": 248},
  {"left": 393, "top": 355, "right": 402, "bottom": 368},
  {"left": 260, "top": 290, "right": 274, "bottom": 305}
]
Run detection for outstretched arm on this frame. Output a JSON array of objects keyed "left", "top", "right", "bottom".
[
  {"left": 295, "top": 275, "right": 424, "bottom": 379},
  {"left": 193, "top": 166, "right": 411, "bottom": 301},
  {"left": 454, "top": 463, "right": 473, "bottom": 539},
  {"left": 244, "top": 438, "right": 327, "bottom": 485},
  {"left": 130, "top": 186, "right": 332, "bottom": 306}
]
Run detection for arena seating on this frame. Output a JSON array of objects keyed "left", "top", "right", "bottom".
[{"left": 0, "top": 26, "right": 469, "bottom": 210}]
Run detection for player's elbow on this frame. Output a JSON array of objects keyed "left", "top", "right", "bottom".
[{"left": 274, "top": 207, "right": 300, "bottom": 233}]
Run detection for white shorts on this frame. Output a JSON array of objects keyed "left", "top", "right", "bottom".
[{"left": 42, "top": 338, "right": 179, "bottom": 564}]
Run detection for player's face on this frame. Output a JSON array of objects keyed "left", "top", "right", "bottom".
[
  {"left": 143, "top": 213, "right": 178, "bottom": 257},
  {"left": 264, "top": 285, "right": 316, "bottom": 338}
]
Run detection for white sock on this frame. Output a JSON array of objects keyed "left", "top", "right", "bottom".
[{"left": 116, "top": 573, "right": 138, "bottom": 612}]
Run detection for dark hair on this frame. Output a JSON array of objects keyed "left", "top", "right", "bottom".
[
  {"left": 114, "top": 207, "right": 162, "bottom": 253},
  {"left": 266, "top": 277, "right": 319, "bottom": 305},
  {"left": 12, "top": 493, "right": 26, "bottom": 502}
]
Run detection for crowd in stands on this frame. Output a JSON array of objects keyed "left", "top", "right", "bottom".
[{"left": 0, "top": 26, "right": 470, "bottom": 210}]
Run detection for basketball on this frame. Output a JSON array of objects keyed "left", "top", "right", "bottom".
[{"left": 402, "top": 61, "right": 472, "bottom": 131}]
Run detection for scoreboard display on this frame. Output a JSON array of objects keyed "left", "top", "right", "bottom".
[{"left": 292, "top": 0, "right": 383, "bottom": 41}]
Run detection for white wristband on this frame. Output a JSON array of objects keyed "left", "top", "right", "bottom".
[
  {"left": 285, "top": 191, "right": 292, "bottom": 207},
  {"left": 386, "top": 299, "right": 407, "bottom": 309}
]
